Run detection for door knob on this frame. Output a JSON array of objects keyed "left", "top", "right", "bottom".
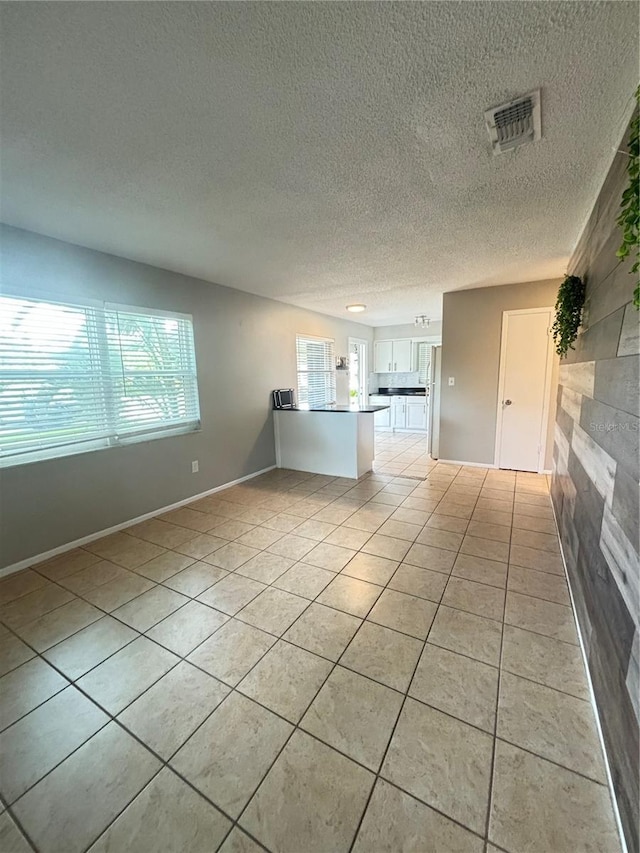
[{"left": 503, "top": 399, "right": 513, "bottom": 406}]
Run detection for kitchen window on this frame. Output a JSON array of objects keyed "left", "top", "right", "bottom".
[
  {"left": 0, "top": 294, "right": 201, "bottom": 467},
  {"left": 295, "top": 334, "right": 336, "bottom": 408}
]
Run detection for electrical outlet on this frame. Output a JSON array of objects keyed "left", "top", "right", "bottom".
[
  {"left": 191, "top": 460, "right": 199, "bottom": 473},
  {"left": 448, "top": 377, "right": 455, "bottom": 386}
]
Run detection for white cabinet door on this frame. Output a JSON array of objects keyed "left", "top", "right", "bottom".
[
  {"left": 406, "top": 400, "right": 427, "bottom": 430},
  {"left": 374, "top": 407, "right": 390, "bottom": 428},
  {"left": 391, "top": 398, "right": 406, "bottom": 429},
  {"left": 392, "top": 340, "right": 412, "bottom": 372},
  {"left": 374, "top": 341, "right": 393, "bottom": 373}
]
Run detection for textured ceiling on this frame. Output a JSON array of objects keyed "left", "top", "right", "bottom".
[{"left": 0, "top": 2, "right": 638, "bottom": 325}]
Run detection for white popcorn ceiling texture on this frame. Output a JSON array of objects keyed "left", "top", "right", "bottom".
[{"left": 0, "top": 2, "right": 637, "bottom": 325}]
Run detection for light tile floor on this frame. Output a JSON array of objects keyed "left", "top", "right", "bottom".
[{"left": 0, "top": 450, "right": 622, "bottom": 853}]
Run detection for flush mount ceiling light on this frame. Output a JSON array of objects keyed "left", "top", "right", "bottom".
[
  {"left": 346, "top": 304, "right": 366, "bottom": 312},
  {"left": 414, "top": 315, "right": 430, "bottom": 328}
]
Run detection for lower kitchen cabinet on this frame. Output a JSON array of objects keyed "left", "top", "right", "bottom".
[
  {"left": 405, "top": 399, "right": 428, "bottom": 430},
  {"left": 371, "top": 395, "right": 427, "bottom": 432}
]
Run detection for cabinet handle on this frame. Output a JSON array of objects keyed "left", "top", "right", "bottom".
[
  {"left": 388, "top": 362, "right": 391, "bottom": 370},
  {"left": 394, "top": 362, "right": 397, "bottom": 371}
]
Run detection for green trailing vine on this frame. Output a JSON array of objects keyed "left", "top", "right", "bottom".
[
  {"left": 616, "top": 86, "right": 639, "bottom": 309},
  {"left": 552, "top": 274, "right": 586, "bottom": 358}
]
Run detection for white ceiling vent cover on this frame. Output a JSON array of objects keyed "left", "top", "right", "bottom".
[{"left": 484, "top": 90, "right": 541, "bottom": 155}]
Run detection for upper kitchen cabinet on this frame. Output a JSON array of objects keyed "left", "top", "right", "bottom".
[{"left": 374, "top": 339, "right": 412, "bottom": 372}]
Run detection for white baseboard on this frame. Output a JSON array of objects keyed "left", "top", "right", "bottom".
[
  {"left": 435, "top": 458, "right": 498, "bottom": 469},
  {"left": 0, "top": 465, "right": 276, "bottom": 579},
  {"left": 549, "top": 497, "right": 629, "bottom": 853}
]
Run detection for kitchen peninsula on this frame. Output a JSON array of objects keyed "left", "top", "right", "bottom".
[{"left": 273, "top": 404, "right": 390, "bottom": 478}]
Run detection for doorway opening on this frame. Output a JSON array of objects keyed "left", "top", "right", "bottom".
[{"left": 348, "top": 338, "right": 368, "bottom": 407}]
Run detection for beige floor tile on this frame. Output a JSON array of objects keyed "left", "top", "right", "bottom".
[
  {"left": 0, "top": 633, "right": 35, "bottom": 677},
  {"left": 489, "top": 740, "right": 619, "bottom": 853},
  {"left": 466, "top": 520, "right": 511, "bottom": 543},
  {"left": 218, "top": 828, "right": 263, "bottom": 853},
  {"left": 82, "top": 572, "right": 155, "bottom": 612},
  {"left": 434, "top": 501, "right": 473, "bottom": 520},
  {"left": 304, "top": 542, "right": 357, "bottom": 572},
  {"left": 390, "top": 507, "right": 431, "bottom": 527},
  {"left": 340, "top": 621, "right": 423, "bottom": 692},
  {"left": 0, "top": 570, "right": 49, "bottom": 606},
  {"left": 163, "top": 561, "right": 228, "bottom": 597},
  {"left": 511, "top": 527, "right": 560, "bottom": 553},
  {"left": 415, "top": 526, "right": 464, "bottom": 552},
  {"left": 301, "top": 666, "right": 402, "bottom": 771},
  {"left": 0, "top": 811, "right": 32, "bottom": 852},
  {"left": 0, "top": 686, "right": 108, "bottom": 803},
  {"left": 498, "top": 671, "right": 606, "bottom": 782},
  {"left": 361, "top": 533, "right": 411, "bottom": 562},
  {"left": 14, "top": 598, "right": 102, "bottom": 654},
  {"left": 342, "top": 551, "right": 398, "bottom": 585},
  {"left": 382, "top": 698, "right": 493, "bottom": 834},
  {"left": 353, "top": 778, "right": 484, "bottom": 853},
  {"left": 368, "top": 589, "right": 436, "bottom": 640},
  {"left": 237, "top": 587, "right": 309, "bottom": 635},
  {"left": 211, "top": 519, "right": 257, "bottom": 541},
  {"left": 284, "top": 603, "right": 361, "bottom": 661},
  {"left": 112, "top": 585, "right": 188, "bottom": 632},
  {"left": 376, "top": 519, "right": 422, "bottom": 542},
  {"left": 107, "top": 539, "right": 167, "bottom": 571},
  {"left": 146, "top": 599, "right": 228, "bottom": 656},
  {"left": 34, "top": 550, "right": 101, "bottom": 582},
  {"left": 0, "top": 583, "right": 74, "bottom": 630},
  {"left": 509, "top": 543, "right": 564, "bottom": 575},
  {"left": 410, "top": 643, "right": 498, "bottom": 732},
  {"left": 272, "top": 562, "right": 335, "bottom": 599},
  {"left": 238, "top": 640, "right": 332, "bottom": 722},
  {"left": 187, "top": 618, "right": 275, "bottom": 685},
  {"left": 60, "top": 560, "right": 129, "bottom": 595},
  {"left": 260, "top": 513, "right": 304, "bottom": 533},
  {"left": 13, "top": 722, "right": 160, "bottom": 853},
  {"left": 88, "top": 768, "right": 230, "bottom": 853},
  {"left": 173, "top": 533, "right": 228, "bottom": 559},
  {"left": 324, "top": 526, "right": 371, "bottom": 549},
  {"left": 461, "top": 535, "right": 509, "bottom": 563},
  {"left": 293, "top": 519, "right": 338, "bottom": 541},
  {"left": 512, "top": 512, "right": 557, "bottom": 535},
  {"left": 172, "top": 692, "right": 292, "bottom": 818},
  {"left": 129, "top": 519, "right": 197, "bottom": 549},
  {"left": 316, "top": 575, "right": 383, "bottom": 617},
  {"left": 118, "top": 661, "right": 229, "bottom": 758},
  {"left": 133, "top": 550, "right": 194, "bottom": 583},
  {"left": 501, "top": 625, "right": 589, "bottom": 699},
  {"left": 508, "top": 564, "right": 570, "bottom": 605},
  {"left": 236, "top": 552, "right": 295, "bottom": 584},
  {"left": 425, "top": 513, "right": 470, "bottom": 534},
  {"left": 452, "top": 553, "right": 508, "bottom": 589},
  {"left": 442, "top": 576, "right": 505, "bottom": 622},
  {"left": 43, "top": 615, "right": 137, "bottom": 680},
  {"left": 404, "top": 542, "right": 456, "bottom": 574},
  {"left": 161, "top": 507, "right": 222, "bottom": 533},
  {"left": 266, "top": 533, "right": 316, "bottom": 561},
  {"left": 388, "top": 563, "right": 448, "bottom": 602},
  {"left": 197, "top": 573, "right": 266, "bottom": 615},
  {"left": 471, "top": 508, "right": 512, "bottom": 528},
  {"left": 241, "top": 729, "right": 374, "bottom": 853},
  {"left": 429, "top": 605, "right": 502, "bottom": 666},
  {"left": 235, "top": 526, "right": 284, "bottom": 550},
  {"left": 0, "top": 657, "right": 68, "bottom": 731},
  {"left": 204, "top": 541, "right": 261, "bottom": 571},
  {"left": 77, "top": 636, "right": 179, "bottom": 714},
  {"left": 505, "top": 591, "right": 577, "bottom": 644}
]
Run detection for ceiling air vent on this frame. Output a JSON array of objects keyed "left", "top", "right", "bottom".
[{"left": 484, "top": 90, "right": 541, "bottom": 155}]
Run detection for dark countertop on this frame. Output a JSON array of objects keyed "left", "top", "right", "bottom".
[
  {"left": 374, "top": 387, "right": 426, "bottom": 397},
  {"left": 274, "top": 404, "right": 390, "bottom": 413}
]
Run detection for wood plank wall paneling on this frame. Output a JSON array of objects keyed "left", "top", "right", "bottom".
[{"left": 552, "top": 113, "right": 640, "bottom": 853}]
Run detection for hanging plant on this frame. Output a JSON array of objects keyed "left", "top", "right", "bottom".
[
  {"left": 616, "top": 86, "right": 639, "bottom": 309},
  {"left": 552, "top": 274, "right": 585, "bottom": 358}
]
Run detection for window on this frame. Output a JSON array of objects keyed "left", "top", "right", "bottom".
[
  {"left": 416, "top": 342, "right": 431, "bottom": 385},
  {"left": 296, "top": 334, "right": 336, "bottom": 408},
  {"left": 0, "top": 294, "right": 201, "bottom": 467}
]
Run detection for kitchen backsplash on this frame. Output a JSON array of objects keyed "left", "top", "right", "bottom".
[{"left": 369, "top": 371, "right": 422, "bottom": 391}]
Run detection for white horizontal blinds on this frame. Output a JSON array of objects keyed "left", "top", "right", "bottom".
[
  {"left": 104, "top": 306, "right": 200, "bottom": 439},
  {"left": 417, "top": 342, "right": 431, "bottom": 385},
  {"left": 0, "top": 294, "right": 200, "bottom": 466},
  {"left": 296, "top": 335, "right": 336, "bottom": 408}
]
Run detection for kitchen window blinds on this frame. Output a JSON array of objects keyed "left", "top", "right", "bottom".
[
  {"left": 0, "top": 294, "right": 201, "bottom": 467},
  {"left": 295, "top": 334, "right": 336, "bottom": 408},
  {"left": 416, "top": 342, "right": 431, "bottom": 385}
]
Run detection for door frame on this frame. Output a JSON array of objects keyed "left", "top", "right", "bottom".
[
  {"left": 348, "top": 337, "right": 368, "bottom": 406},
  {"left": 494, "top": 307, "right": 555, "bottom": 473}
]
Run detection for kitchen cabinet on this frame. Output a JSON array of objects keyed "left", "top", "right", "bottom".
[
  {"left": 405, "top": 399, "right": 428, "bottom": 430},
  {"left": 391, "top": 397, "right": 406, "bottom": 429},
  {"left": 370, "top": 395, "right": 391, "bottom": 428},
  {"left": 370, "top": 394, "right": 427, "bottom": 432},
  {"left": 374, "top": 339, "right": 412, "bottom": 373}
]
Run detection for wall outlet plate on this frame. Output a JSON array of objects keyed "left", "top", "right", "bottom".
[{"left": 191, "top": 460, "right": 199, "bottom": 473}]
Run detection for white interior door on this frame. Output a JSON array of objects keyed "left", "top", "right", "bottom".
[{"left": 496, "top": 308, "right": 554, "bottom": 472}]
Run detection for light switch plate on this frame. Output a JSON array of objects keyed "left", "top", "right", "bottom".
[
  {"left": 448, "top": 377, "right": 455, "bottom": 386},
  {"left": 191, "top": 460, "right": 199, "bottom": 473}
]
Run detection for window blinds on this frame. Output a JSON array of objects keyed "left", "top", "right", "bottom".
[
  {"left": 0, "top": 294, "right": 201, "bottom": 466},
  {"left": 416, "top": 342, "right": 431, "bottom": 385},
  {"left": 295, "top": 335, "right": 336, "bottom": 408}
]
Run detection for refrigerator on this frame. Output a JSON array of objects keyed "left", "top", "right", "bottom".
[{"left": 427, "top": 345, "right": 441, "bottom": 460}]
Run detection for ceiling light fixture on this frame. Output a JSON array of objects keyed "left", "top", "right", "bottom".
[
  {"left": 414, "top": 315, "right": 430, "bottom": 328},
  {"left": 346, "top": 304, "right": 366, "bottom": 313}
]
